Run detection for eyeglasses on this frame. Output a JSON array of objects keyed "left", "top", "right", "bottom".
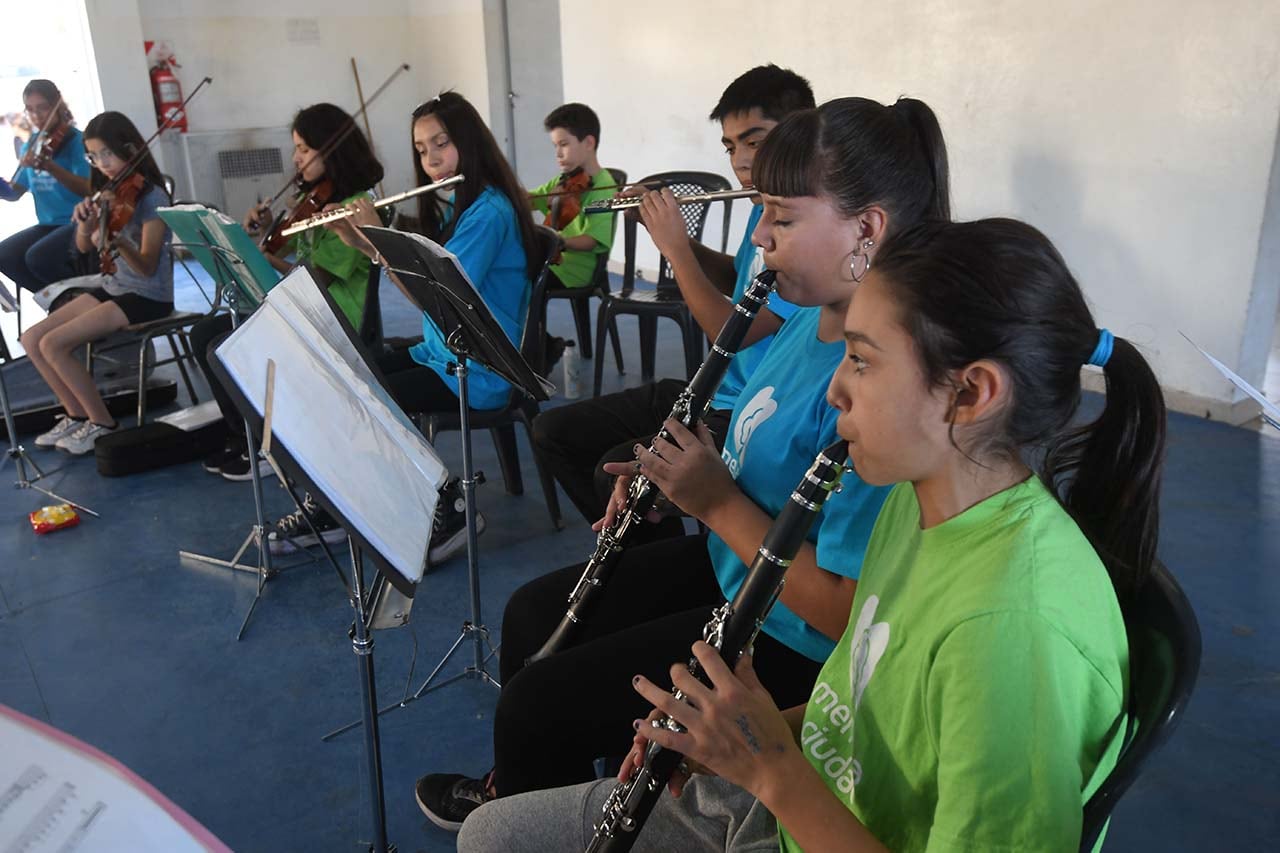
[{"left": 85, "top": 150, "right": 117, "bottom": 166}]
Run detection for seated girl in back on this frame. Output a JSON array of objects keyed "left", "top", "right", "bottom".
[
  {"left": 22, "top": 111, "right": 173, "bottom": 455},
  {"left": 196, "top": 102, "right": 384, "bottom": 487}
]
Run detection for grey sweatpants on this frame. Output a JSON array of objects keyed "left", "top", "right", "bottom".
[{"left": 457, "top": 775, "right": 779, "bottom": 852}]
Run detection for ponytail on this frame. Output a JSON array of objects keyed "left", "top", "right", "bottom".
[
  {"left": 1045, "top": 337, "right": 1166, "bottom": 605},
  {"left": 890, "top": 98, "right": 950, "bottom": 222},
  {"left": 753, "top": 95, "right": 950, "bottom": 237}
]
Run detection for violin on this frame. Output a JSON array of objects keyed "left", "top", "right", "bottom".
[
  {"left": 545, "top": 167, "right": 591, "bottom": 230},
  {"left": 97, "top": 172, "right": 147, "bottom": 275},
  {"left": 259, "top": 177, "right": 334, "bottom": 255},
  {"left": 26, "top": 112, "right": 71, "bottom": 170},
  {"left": 8, "top": 97, "right": 70, "bottom": 183}
]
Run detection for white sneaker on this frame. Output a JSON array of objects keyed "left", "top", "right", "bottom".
[
  {"left": 35, "top": 415, "right": 82, "bottom": 448},
  {"left": 56, "top": 420, "right": 118, "bottom": 455}
]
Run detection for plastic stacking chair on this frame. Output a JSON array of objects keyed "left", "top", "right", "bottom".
[
  {"left": 540, "top": 167, "right": 625, "bottom": 367},
  {"left": 420, "top": 225, "right": 564, "bottom": 530},
  {"left": 1078, "top": 560, "right": 1202, "bottom": 851},
  {"left": 357, "top": 257, "right": 385, "bottom": 353},
  {"left": 592, "top": 170, "right": 733, "bottom": 396}
]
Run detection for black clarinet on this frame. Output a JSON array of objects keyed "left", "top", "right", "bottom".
[
  {"left": 585, "top": 439, "right": 850, "bottom": 853},
  {"left": 526, "top": 269, "right": 777, "bottom": 664}
]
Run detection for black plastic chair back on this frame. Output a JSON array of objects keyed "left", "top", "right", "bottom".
[
  {"left": 358, "top": 260, "right": 384, "bottom": 351},
  {"left": 1079, "top": 560, "right": 1201, "bottom": 850},
  {"left": 516, "top": 225, "right": 563, "bottom": 389},
  {"left": 620, "top": 170, "right": 731, "bottom": 296}
]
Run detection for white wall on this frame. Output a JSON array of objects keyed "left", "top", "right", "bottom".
[
  {"left": 81, "top": 0, "right": 157, "bottom": 140},
  {"left": 408, "top": 0, "right": 492, "bottom": 125},
  {"left": 134, "top": 0, "right": 422, "bottom": 195},
  {"left": 560, "top": 0, "right": 1280, "bottom": 413}
]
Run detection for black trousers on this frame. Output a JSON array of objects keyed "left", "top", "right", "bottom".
[
  {"left": 190, "top": 313, "right": 238, "bottom": 435},
  {"left": 374, "top": 346, "right": 458, "bottom": 416},
  {"left": 491, "top": 534, "right": 823, "bottom": 797},
  {"left": 531, "top": 379, "right": 732, "bottom": 537},
  {"left": 0, "top": 222, "right": 78, "bottom": 292}
]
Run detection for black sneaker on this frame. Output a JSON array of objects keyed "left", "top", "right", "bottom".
[
  {"left": 414, "top": 772, "right": 493, "bottom": 832},
  {"left": 429, "top": 478, "right": 485, "bottom": 565},
  {"left": 203, "top": 438, "right": 244, "bottom": 475},
  {"left": 201, "top": 451, "right": 225, "bottom": 474},
  {"left": 219, "top": 450, "right": 273, "bottom": 482},
  {"left": 268, "top": 494, "right": 346, "bottom": 554}
]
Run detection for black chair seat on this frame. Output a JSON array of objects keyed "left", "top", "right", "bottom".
[{"left": 610, "top": 290, "right": 689, "bottom": 306}]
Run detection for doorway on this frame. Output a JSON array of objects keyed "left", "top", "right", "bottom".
[{"left": 0, "top": 0, "right": 101, "bottom": 355}]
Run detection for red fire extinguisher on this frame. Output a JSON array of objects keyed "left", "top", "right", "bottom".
[{"left": 147, "top": 47, "right": 186, "bottom": 132}]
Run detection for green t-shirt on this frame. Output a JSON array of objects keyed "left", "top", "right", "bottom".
[
  {"left": 780, "top": 476, "right": 1128, "bottom": 853},
  {"left": 530, "top": 169, "right": 618, "bottom": 288},
  {"left": 287, "top": 190, "right": 373, "bottom": 329}
]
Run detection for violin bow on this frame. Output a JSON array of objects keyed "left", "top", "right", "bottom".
[
  {"left": 259, "top": 62, "right": 410, "bottom": 212},
  {"left": 350, "top": 57, "right": 385, "bottom": 198},
  {"left": 91, "top": 76, "right": 213, "bottom": 202}
]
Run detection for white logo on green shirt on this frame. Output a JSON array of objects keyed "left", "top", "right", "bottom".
[{"left": 802, "top": 595, "right": 890, "bottom": 796}]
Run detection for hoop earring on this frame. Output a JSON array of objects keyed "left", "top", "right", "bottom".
[{"left": 850, "top": 238, "right": 875, "bottom": 282}]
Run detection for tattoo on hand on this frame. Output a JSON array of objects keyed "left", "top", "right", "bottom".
[{"left": 735, "top": 715, "right": 761, "bottom": 754}]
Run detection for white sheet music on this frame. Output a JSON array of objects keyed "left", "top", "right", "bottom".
[
  {"left": 1182, "top": 332, "right": 1280, "bottom": 431},
  {"left": 0, "top": 706, "right": 229, "bottom": 852},
  {"left": 217, "top": 267, "right": 448, "bottom": 584}
]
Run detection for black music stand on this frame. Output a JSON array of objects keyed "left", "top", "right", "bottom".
[
  {"left": 165, "top": 213, "right": 295, "bottom": 641},
  {"left": 323, "top": 226, "right": 551, "bottom": 739},
  {"left": 211, "top": 267, "right": 449, "bottom": 853},
  {"left": 0, "top": 280, "right": 99, "bottom": 517}
]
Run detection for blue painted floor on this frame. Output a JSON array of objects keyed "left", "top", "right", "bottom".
[{"left": 1, "top": 266, "right": 1277, "bottom": 852}]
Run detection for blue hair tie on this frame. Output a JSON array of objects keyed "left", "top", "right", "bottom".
[{"left": 1087, "top": 328, "right": 1114, "bottom": 367}]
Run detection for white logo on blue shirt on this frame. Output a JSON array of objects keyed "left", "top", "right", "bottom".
[{"left": 723, "top": 386, "right": 777, "bottom": 477}]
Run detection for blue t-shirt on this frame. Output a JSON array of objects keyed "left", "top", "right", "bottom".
[
  {"left": 409, "top": 187, "right": 530, "bottom": 409},
  {"left": 101, "top": 183, "right": 173, "bottom": 303},
  {"left": 707, "top": 307, "right": 890, "bottom": 662},
  {"left": 14, "top": 127, "right": 90, "bottom": 225},
  {"left": 709, "top": 204, "right": 798, "bottom": 411}
]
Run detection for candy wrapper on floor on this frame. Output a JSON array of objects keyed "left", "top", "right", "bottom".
[{"left": 30, "top": 504, "right": 81, "bottom": 534}]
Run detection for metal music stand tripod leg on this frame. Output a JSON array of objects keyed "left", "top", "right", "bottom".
[
  {"left": 0, "top": 336, "right": 99, "bottom": 518},
  {"left": 346, "top": 537, "right": 396, "bottom": 853},
  {"left": 323, "top": 349, "right": 499, "bottom": 742},
  {"left": 173, "top": 239, "right": 308, "bottom": 640}
]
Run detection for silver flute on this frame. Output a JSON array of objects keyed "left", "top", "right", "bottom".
[
  {"left": 279, "top": 174, "right": 464, "bottom": 237},
  {"left": 583, "top": 187, "right": 756, "bottom": 214}
]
